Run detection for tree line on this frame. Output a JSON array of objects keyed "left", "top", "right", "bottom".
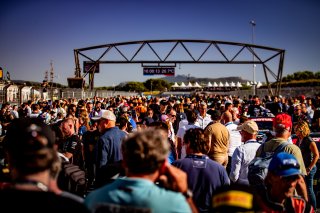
[
  {"left": 95, "top": 70, "right": 320, "bottom": 91},
  {"left": 282, "top": 70, "right": 320, "bottom": 82}
]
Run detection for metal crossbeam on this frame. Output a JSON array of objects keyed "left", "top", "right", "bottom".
[{"left": 73, "top": 39, "right": 285, "bottom": 95}]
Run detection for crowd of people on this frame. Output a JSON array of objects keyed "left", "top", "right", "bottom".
[{"left": 0, "top": 93, "right": 319, "bottom": 212}]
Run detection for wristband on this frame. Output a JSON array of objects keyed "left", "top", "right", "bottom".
[{"left": 183, "top": 189, "right": 193, "bottom": 199}]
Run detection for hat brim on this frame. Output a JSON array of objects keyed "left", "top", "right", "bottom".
[
  {"left": 275, "top": 168, "right": 301, "bottom": 177},
  {"left": 91, "top": 116, "right": 102, "bottom": 121}
]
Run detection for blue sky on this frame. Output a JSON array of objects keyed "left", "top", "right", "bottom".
[{"left": 1, "top": 0, "right": 319, "bottom": 87}]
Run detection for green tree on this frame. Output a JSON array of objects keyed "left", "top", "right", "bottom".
[
  {"left": 144, "top": 79, "right": 171, "bottom": 92},
  {"left": 121, "top": 82, "right": 146, "bottom": 92}
]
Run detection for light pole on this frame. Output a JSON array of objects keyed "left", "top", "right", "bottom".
[{"left": 250, "top": 20, "right": 256, "bottom": 95}]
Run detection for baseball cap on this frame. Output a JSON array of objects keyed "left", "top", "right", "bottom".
[
  {"left": 160, "top": 100, "right": 168, "bottom": 106},
  {"left": 237, "top": 120, "right": 259, "bottom": 134},
  {"left": 93, "top": 110, "right": 116, "bottom": 121},
  {"left": 3, "top": 118, "right": 57, "bottom": 174},
  {"left": 161, "top": 114, "right": 169, "bottom": 122},
  {"left": 273, "top": 113, "right": 292, "bottom": 130},
  {"left": 268, "top": 152, "right": 301, "bottom": 177},
  {"left": 4, "top": 118, "right": 56, "bottom": 151}
]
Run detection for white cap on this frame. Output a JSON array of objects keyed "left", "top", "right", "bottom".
[{"left": 93, "top": 110, "right": 116, "bottom": 121}]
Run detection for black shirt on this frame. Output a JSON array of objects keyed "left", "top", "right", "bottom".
[{"left": 0, "top": 189, "right": 90, "bottom": 213}]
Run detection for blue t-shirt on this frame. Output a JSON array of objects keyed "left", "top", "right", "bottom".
[
  {"left": 173, "top": 154, "right": 230, "bottom": 212},
  {"left": 95, "top": 126, "right": 127, "bottom": 168},
  {"left": 85, "top": 178, "right": 191, "bottom": 213}
]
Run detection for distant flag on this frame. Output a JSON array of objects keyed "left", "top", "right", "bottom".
[
  {"left": 6, "top": 71, "right": 10, "bottom": 81},
  {"left": 0, "top": 67, "right": 3, "bottom": 80}
]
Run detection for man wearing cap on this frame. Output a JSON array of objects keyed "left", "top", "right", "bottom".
[
  {"left": 255, "top": 113, "right": 308, "bottom": 201},
  {"left": 94, "top": 110, "right": 127, "bottom": 188},
  {"left": 261, "top": 152, "right": 313, "bottom": 212},
  {"left": 0, "top": 118, "right": 90, "bottom": 213},
  {"left": 229, "top": 120, "right": 261, "bottom": 185}
]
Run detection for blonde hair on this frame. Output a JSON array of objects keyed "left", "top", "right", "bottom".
[{"left": 295, "top": 120, "right": 310, "bottom": 138}]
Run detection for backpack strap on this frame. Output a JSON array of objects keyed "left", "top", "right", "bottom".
[
  {"left": 260, "top": 141, "right": 289, "bottom": 157},
  {"left": 260, "top": 142, "right": 267, "bottom": 157},
  {"left": 274, "top": 141, "right": 290, "bottom": 154}
]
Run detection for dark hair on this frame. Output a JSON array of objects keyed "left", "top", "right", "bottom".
[
  {"left": 118, "top": 116, "right": 129, "bottom": 129},
  {"left": 210, "top": 110, "right": 221, "bottom": 120},
  {"left": 148, "top": 121, "right": 168, "bottom": 133},
  {"left": 184, "top": 128, "right": 209, "bottom": 154},
  {"left": 185, "top": 109, "right": 198, "bottom": 123}
]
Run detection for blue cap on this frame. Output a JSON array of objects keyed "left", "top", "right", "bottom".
[{"left": 268, "top": 152, "right": 301, "bottom": 177}]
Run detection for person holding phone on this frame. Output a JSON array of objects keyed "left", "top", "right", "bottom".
[{"left": 85, "top": 128, "right": 197, "bottom": 213}]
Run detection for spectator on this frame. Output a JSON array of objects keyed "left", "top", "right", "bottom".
[
  {"left": 255, "top": 113, "right": 308, "bottom": 201},
  {"left": 85, "top": 129, "right": 196, "bottom": 213},
  {"left": 223, "top": 111, "right": 241, "bottom": 175},
  {"left": 173, "top": 128, "right": 229, "bottom": 212},
  {"left": 0, "top": 118, "right": 89, "bottom": 213},
  {"left": 294, "top": 120, "right": 319, "bottom": 209},
  {"left": 142, "top": 108, "right": 155, "bottom": 126},
  {"left": 149, "top": 121, "right": 177, "bottom": 164},
  {"left": 176, "top": 109, "right": 201, "bottom": 159},
  {"left": 82, "top": 117, "right": 100, "bottom": 189},
  {"left": 59, "top": 118, "right": 83, "bottom": 168},
  {"left": 11, "top": 105, "right": 19, "bottom": 119},
  {"left": 261, "top": 152, "right": 314, "bottom": 212},
  {"left": 94, "top": 110, "right": 127, "bottom": 188},
  {"left": 204, "top": 110, "right": 229, "bottom": 168},
  {"left": 196, "top": 102, "right": 212, "bottom": 129},
  {"left": 229, "top": 120, "right": 261, "bottom": 185}
]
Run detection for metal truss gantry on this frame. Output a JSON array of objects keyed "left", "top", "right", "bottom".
[{"left": 73, "top": 39, "right": 285, "bottom": 95}]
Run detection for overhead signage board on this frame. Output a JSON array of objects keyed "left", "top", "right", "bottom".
[
  {"left": 83, "top": 61, "right": 100, "bottom": 73},
  {"left": 143, "top": 67, "right": 175, "bottom": 76}
]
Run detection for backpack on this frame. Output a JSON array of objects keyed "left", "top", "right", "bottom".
[
  {"left": 248, "top": 142, "right": 289, "bottom": 186},
  {"left": 58, "top": 162, "right": 87, "bottom": 197}
]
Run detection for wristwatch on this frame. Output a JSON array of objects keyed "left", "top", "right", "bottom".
[{"left": 183, "top": 189, "right": 193, "bottom": 199}]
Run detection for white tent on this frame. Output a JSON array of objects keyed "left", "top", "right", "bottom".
[
  {"left": 194, "top": 82, "right": 202, "bottom": 88},
  {"left": 207, "top": 82, "right": 213, "bottom": 87},
  {"left": 219, "top": 82, "right": 224, "bottom": 87},
  {"left": 230, "top": 82, "right": 236, "bottom": 87},
  {"left": 236, "top": 82, "right": 242, "bottom": 87},
  {"left": 213, "top": 82, "right": 218, "bottom": 87},
  {"left": 257, "top": 81, "right": 262, "bottom": 88},
  {"left": 246, "top": 81, "right": 251, "bottom": 86},
  {"left": 187, "top": 82, "right": 193, "bottom": 87},
  {"left": 225, "top": 82, "right": 230, "bottom": 87},
  {"left": 172, "top": 82, "right": 180, "bottom": 87},
  {"left": 180, "top": 82, "right": 186, "bottom": 87}
]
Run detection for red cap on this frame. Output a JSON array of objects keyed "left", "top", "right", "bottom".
[{"left": 273, "top": 113, "right": 292, "bottom": 130}]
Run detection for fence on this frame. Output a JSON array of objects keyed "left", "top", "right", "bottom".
[{"left": 1, "top": 84, "right": 319, "bottom": 106}]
